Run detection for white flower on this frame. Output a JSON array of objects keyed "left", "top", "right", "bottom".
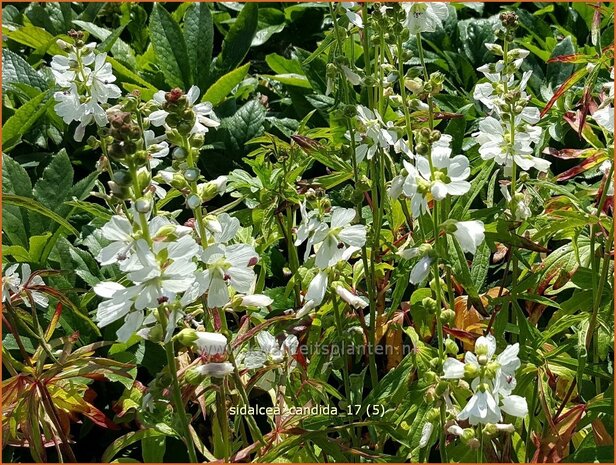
[
  {"left": 341, "top": 2, "right": 363, "bottom": 28},
  {"left": 399, "top": 247, "right": 433, "bottom": 285},
  {"left": 53, "top": 85, "right": 82, "bottom": 124},
  {"left": 354, "top": 105, "right": 396, "bottom": 162},
  {"left": 182, "top": 243, "right": 258, "bottom": 308},
  {"left": 86, "top": 53, "right": 121, "bottom": 103},
  {"left": 594, "top": 105, "right": 614, "bottom": 134},
  {"left": 125, "top": 239, "right": 198, "bottom": 310},
  {"left": 419, "top": 422, "right": 434, "bottom": 448},
  {"left": 442, "top": 334, "right": 527, "bottom": 425},
  {"left": 299, "top": 207, "right": 366, "bottom": 269},
  {"left": 240, "top": 294, "right": 273, "bottom": 308},
  {"left": 599, "top": 161, "right": 614, "bottom": 196},
  {"left": 194, "top": 331, "right": 227, "bottom": 355},
  {"left": 474, "top": 117, "right": 549, "bottom": 173},
  {"left": 144, "top": 130, "right": 169, "bottom": 168},
  {"left": 244, "top": 332, "right": 299, "bottom": 370},
  {"left": 306, "top": 270, "right": 328, "bottom": 306},
  {"left": 335, "top": 286, "right": 369, "bottom": 309},
  {"left": 196, "top": 362, "right": 234, "bottom": 378},
  {"left": 500, "top": 394, "right": 528, "bottom": 417},
  {"left": 500, "top": 185, "right": 532, "bottom": 220},
  {"left": 457, "top": 389, "right": 502, "bottom": 425},
  {"left": 2, "top": 263, "right": 49, "bottom": 308},
  {"left": 403, "top": 2, "right": 449, "bottom": 34},
  {"left": 452, "top": 220, "right": 485, "bottom": 255}
]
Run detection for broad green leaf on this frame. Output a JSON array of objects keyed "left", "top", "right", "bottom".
[
  {"left": 266, "top": 53, "right": 304, "bottom": 75},
  {"left": 32, "top": 149, "right": 73, "bottom": 212},
  {"left": 3, "top": 194, "right": 78, "bottom": 236},
  {"left": 264, "top": 73, "right": 311, "bottom": 88},
  {"left": 216, "top": 3, "right": 259, "bottom": 76},
  {"left": 149, "top": 3, "right": 191, "bottom": 89},
  {"left": 2, "top": 90, "right": 53, "bottom": 151},
  {"left": 2, "top": 154, "right": 32, "bottom": 247},
  {"left": 102, "top": 430, "right": 167, "bottom": 463},
  {"left": 2, "top": 49, "right": 48, "bottom": 91},
  {"left": 547, "top": 36, "right": 575, "bottom": 87},
  {"left": 183, "top": 2, "right": 213, "bottom": 91},
  {"left": 222, "top": 99, "right": 267, "bottom": 153},
  {"left": 202, "top": 63, "right": 250, "bottom": 106},
  {"left": 2, "top": 25, "right": 64, "bottom": 55}
]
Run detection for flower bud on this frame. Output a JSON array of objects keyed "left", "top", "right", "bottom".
[
  {"left": 415, "top": 142, "right": 429, "bottom": 155},
  {"left": 184, "top": 168, "right": 200, "bottom": 182},
  {"left": 461, "top": 428, "right": 476, "bottom": 444},
  {"left": 424, "top": 386, "right": 437, "bottom": 403},
  {"left": 135, "top": 197, "right": 152, "bottom": 213},
  {"left": 189, "top": 132, "right": 205, "bottom": 148},
  {"left": 440, "top": 308, "right": 455, "bottom": 325},
  {"left": 175, "top": 328, "right": 198, "bottom": 346},
  {"left": 187, "top": 194, "right": 202, "bottom": 210},
  {"left": 424, "top": 370, "right": 437, "bottom": 383},
  {"left": 421, "top": 297, "right": 437, "bottom": 313},
  {"left": 445, "top": 338, "right": 458, "bottom": 355},
  {"left": 477, "top": 354, "right": 489, "bottom": 366},
  {"left": 426, "top": 408, "right": 441, "bottom": 422}
]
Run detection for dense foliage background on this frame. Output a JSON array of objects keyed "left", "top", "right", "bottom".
[{"left": 2, "top": 2, "right": 614, "bottom": 463}]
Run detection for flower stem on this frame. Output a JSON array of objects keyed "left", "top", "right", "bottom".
[{"left": 161, "top": 322, "right": 198, "bottom": 462}]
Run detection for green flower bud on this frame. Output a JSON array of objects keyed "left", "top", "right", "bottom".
[
  {"left": 445, "top": 338, "right": 459, "bottom": 355},
  {"left": 132, "top": 149, "right": 148, "bottom": 166},
  {"left": 135, "top": 197, "right": 152, "bottom": 214},
  {"left": 184, "top": 168, "right": 200, "bottom": 182},
  {"left": 422, "top": 297, "right": 438, "bottom": 313},
  {"left": 187, "top": 194, "right": 202, "bottom": 210},
  {"left": 415, "top": 142, "right": 429, "bottom": 155},
  {"left": 461, "top": 428, "right": 476, "bottom": 444},
  {"left": 175, "top": 328, "right": 198, "bottom": 346},
  {"left": 190, "top": 132, "right": 205, "bottom": 148},
  {"left": 172, "top": 147, "right": 188, "bottom": 161},
  {"left": 441, "top": 309, "right": 456, "bottom": 325},
  {"left": 426, "top": 408, "right": 440, "bottom": 422}
]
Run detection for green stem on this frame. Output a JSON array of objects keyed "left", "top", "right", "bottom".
[{"left": 160, "top": 312, "right": 198, "bottom": 463}]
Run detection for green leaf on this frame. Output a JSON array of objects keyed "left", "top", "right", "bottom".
[
  {"left": 102, "top": 430, "right": 167, "bottom": 463},
  {"left": 183, "top": 2, "right": 213, "bottom": 91},
  {"left": 216, "top": 3, "right": 259, "bottom": 76},
  {"left": 470, "top": 240, "right": 490, "bottom": 292},
  {"left": 202, "top": 63, "right": 250, "bottom": 106},
  {"left": 2, "top": 25, "right": 64, "bottom": 55},
  {"left": 2, "top": 90, "right": 53, "bottom": 151},
  {"left": 149, "top": 3, "right": 191, "bottom": 89},
  {"left": 264, "top": 73, "right": 311, "bottom": 88},
  {"left": 3, "top": 194, "right": 78, "bottom": 236},
  {"left": 2, "top": 49, "right": 48, "bottom": 91},
  {"left": 32, "top": 149, "right": 73, "bottom": 212},
  {"left": 2, "top": 154, "right": 32, "bottom": 247},
  {"left": 547, "top": 36, "right": 575, "bottom": 88},
  {"left": 222, "top": 99, "right": 267, "bottom": 153}
]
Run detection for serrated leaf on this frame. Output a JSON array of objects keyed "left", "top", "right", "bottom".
[
  {"left": 2, "top": 90, "right": 53, "bottom": 151},
  {"left": 3, "top": 194, "right": 78, "bottom": 236},
  {"left": 183, "top": 2, "right": 213, "bottom": 91},
  {"left": 202, "top": 63, "right": 250, "bottom": 106},
  {"left": 149, "top": 3, "right": 191, "bottom": 89},
  {"left": 2, "top": 48, "right": 48, "bottom": 91}
]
